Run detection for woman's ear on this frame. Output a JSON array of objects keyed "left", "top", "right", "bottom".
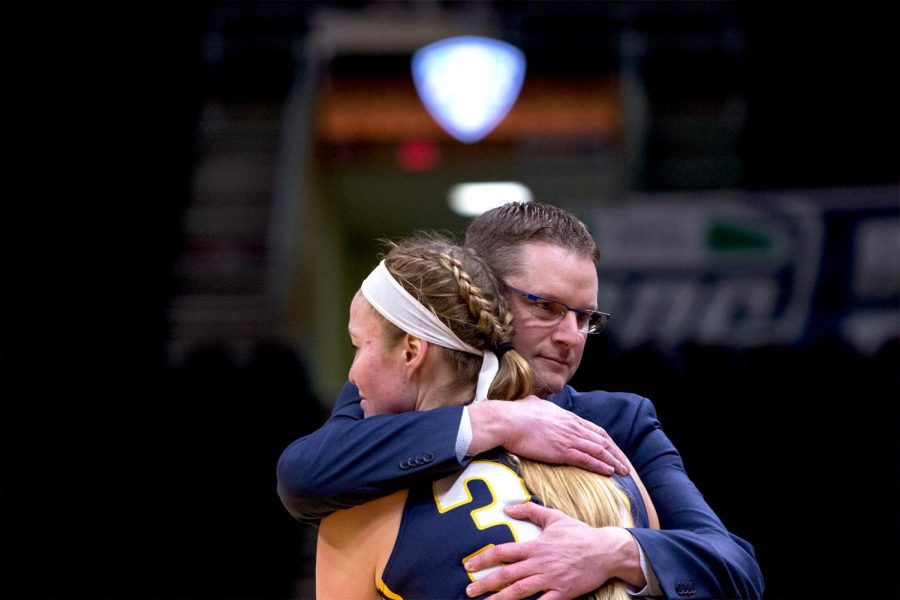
[{"left": 401, "top": 334, "right": 429, "bottom": 374}]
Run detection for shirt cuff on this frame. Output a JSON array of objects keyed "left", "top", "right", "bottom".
[
  {"left": 455, "top": 406, "right": 473, "bottom": 463},
  {"left": 625, "top": 533, "right": 662, "bottom": 597}
]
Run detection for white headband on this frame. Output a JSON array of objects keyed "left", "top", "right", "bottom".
[{"left": 360, "top": 260, "right": 499, "bottom": 403}]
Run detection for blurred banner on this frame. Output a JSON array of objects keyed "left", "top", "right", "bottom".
[{"left": 592, "top": 184, "right": 898, "bottom": 354}]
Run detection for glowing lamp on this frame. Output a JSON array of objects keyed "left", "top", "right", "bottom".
[
  {"left": 412, "top": 36, "right": 526, "bottom": 144},
  {"left": 448, "top": 182, "right": 533, "bottom": 216}
]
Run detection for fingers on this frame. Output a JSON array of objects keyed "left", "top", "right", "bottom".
[
  {"left": 464, "top": 552, "right": 546, "bottom": 599},
  {"left": 470, "top": 575, "right": 546, "bottom": 600},
  {"left": 504, "top": 501, "right": 559, "bottom": 527},
  {"left": 563, "top": 443, "right": 615, "bottom": 476},
  {"left": 502, "top": 398, "right": 630, "bottom": 476},
  {"left": 472, "top": 574, "right": 547, "bottom": 600},
  {"left": 591, "top": 426, "right": 629, "bottom": 469},
  {"left": 567, "top": 422, "right": 628, "bottom": 475},
  {"left": 462, "top": 503, "right": 560, "bottom": 596},
  {"left": 464, "top": 504, "right": 598, "bottom": 599},
  {"left": 571, "top": 439, "right": 627, "bottom": 476},
  {"left": 464, "top": 539, "right": 531, "bottom": 574}
]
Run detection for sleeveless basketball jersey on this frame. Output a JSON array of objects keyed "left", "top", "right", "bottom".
[{"left": 378, "top": 453, "right": 650, "bottom": 599}]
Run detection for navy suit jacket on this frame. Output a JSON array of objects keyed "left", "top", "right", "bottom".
[{"left": 277, "top": 382, "right": 764, "bottom": 599}]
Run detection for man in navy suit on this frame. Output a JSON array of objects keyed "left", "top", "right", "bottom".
[{"left": 277, "top": 202, "right": 763, "bottom": 599}]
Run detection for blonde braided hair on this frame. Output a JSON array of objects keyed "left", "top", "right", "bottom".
[{"left": 380, "top": 231, "right": 532, "bottom": 401}]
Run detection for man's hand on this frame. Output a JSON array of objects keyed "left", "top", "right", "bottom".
[
  {"left": 463, "top": 502, "right": 645, "bottom": 600},
  {"left": 467, "top": 396, "right": 628, "bottom": 476}
]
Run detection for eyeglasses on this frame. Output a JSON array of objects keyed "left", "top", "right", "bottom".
[{"left": 504, "top": 284, "right": 610, "bottom": 334}]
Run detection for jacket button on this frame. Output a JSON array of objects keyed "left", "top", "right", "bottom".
[
  {"left": 675, "top": 582, "right": 696, "bottom": 596},
  {"left": 423, "top": 452, "right": 435, "bottom": 462}
]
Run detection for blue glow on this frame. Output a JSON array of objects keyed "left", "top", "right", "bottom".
[{"left": 412, "top": 36, "right": 526, "bottom": 144}]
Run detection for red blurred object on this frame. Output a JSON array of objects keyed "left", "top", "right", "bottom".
[{"left": 397, "top": 138, "right": 440, "bottom": 172}]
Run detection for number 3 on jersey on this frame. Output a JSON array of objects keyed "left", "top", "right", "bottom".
[{"left": 432, "top": 460, "right": 542, "bottom": 581}]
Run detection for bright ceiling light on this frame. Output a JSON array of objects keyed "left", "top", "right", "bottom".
[
  {"left": 412, "top": 36, "right": 526, "bottom": 144},
  {"left": 448, "top": 182, "right": 533, "bottom": 217}
]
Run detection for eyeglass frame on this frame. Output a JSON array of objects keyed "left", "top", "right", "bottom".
[{"left": 503, "top": 284, "right": 610, "bottom": 334}]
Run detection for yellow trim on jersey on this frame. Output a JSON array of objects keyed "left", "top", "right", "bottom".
[{"left": 377, "top": 577, "right": 403, "bottom": 600}]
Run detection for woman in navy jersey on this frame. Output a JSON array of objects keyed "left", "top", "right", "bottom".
[{"left": 316, "top": 233, "right": 658, "bottom": 600}]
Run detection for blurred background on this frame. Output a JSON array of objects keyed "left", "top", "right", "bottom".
[{"left": 2, "top": 1, "right": 897, "bottom": 599}]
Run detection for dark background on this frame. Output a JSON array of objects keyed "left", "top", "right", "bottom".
[{"left": 2, "top": 2, "right": 897, "bottom": 599}]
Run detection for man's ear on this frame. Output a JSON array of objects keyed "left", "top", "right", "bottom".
[{"left": 402, "top": 334, "right": 429, "bottom": 374}]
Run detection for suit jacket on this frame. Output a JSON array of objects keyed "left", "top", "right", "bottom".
[{"left": 277, "top": 382, "right": 764, "bottom": 599}]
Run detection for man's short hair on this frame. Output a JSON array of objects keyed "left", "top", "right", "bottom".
[{"left": 463, "top": 201, "right": 600, "bottom": 280}]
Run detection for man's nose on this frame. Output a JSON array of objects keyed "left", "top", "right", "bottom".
[{"left": 552, "top": 310, "right": 582, "bottom": 345}]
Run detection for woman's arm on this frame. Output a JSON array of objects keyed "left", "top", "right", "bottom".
[{"left": 316, "top": 490, "right": 408, "bottom": 600}]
